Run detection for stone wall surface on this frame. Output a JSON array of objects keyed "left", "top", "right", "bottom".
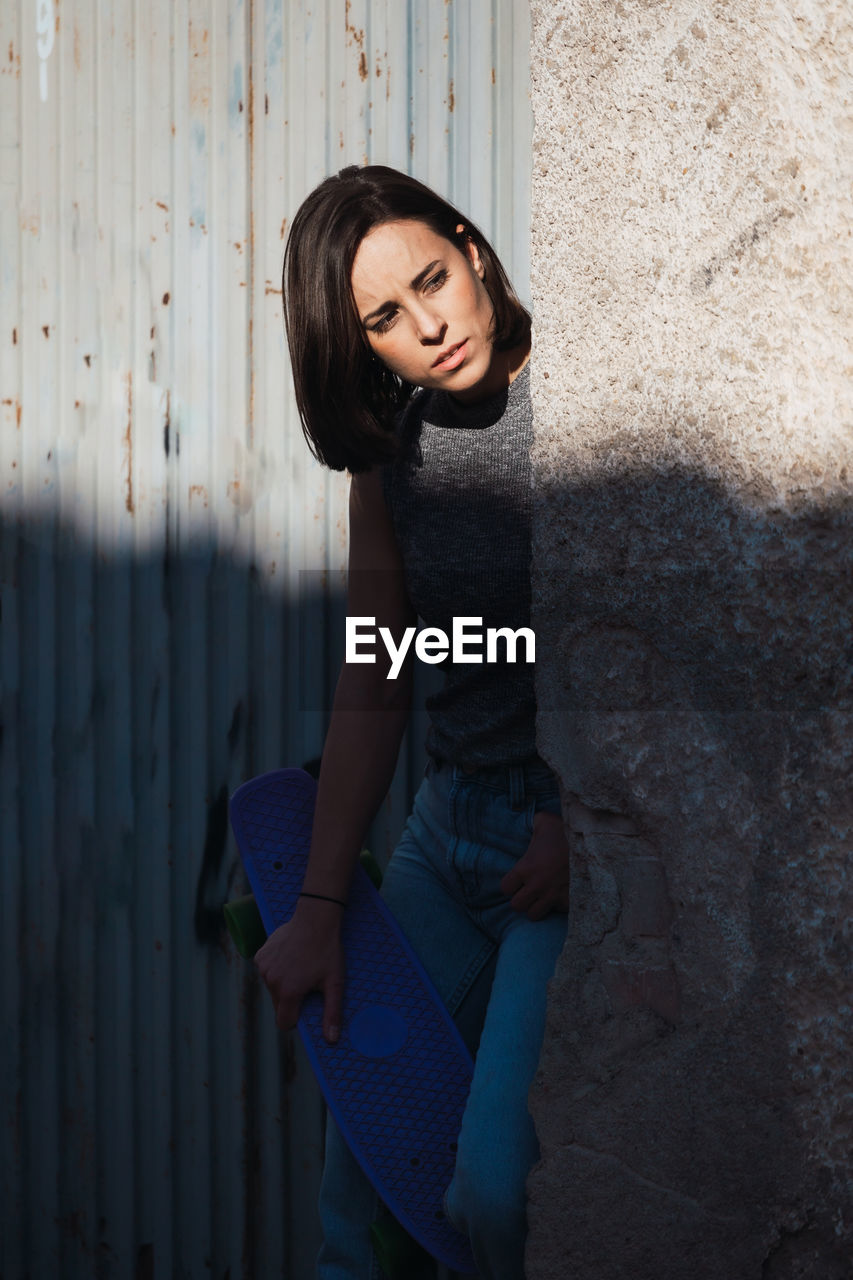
[{"left": 527, "top": 2, "right": 852, "bottom": 1277}]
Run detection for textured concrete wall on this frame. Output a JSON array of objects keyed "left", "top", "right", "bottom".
[{"left": 527, "top": 3, "right": 852, "bottom": 1277}]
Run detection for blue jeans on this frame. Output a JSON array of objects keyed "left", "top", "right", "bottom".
[{"left": 317, "top": 757, "right": 567, "bottom": 1280}]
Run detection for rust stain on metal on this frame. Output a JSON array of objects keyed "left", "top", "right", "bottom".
[
  {"left": 227, "top": 478, "right": 253, "bottom": 513},
  {"left": 492, "top": 67, "right": 496, "bottom": 85},
  {"left": 188, "top": 21, "right": 211, "bottom": 109},
  {"left": 2, "top": 398, "right": 21, "bottom": 429},
  {"left": 84, "top": 353, "right": 92, "bottom": 366},
  {"left": 345, "top": 0, "right": 367, "bottom": 82},
  {"left": 189, "top": 484, "right": 208, "bottom": 508},
  {"left": 162, "top": 292, "right": 170, "bottom": 305},
  {"left": 344, "top": 0, "right": 364, "bottom": 49},
  {"left": 156, "top": 200, "right": 168, "bottom": 212},
  {"left": 264, "top": 281, "right": 282, "bottom": 296},
  {"left": 124, "top": 371, "right": 134, "bottom": 513},
  {"left": 5, "top": 39, "right": 22, "bottom": 77},
  {"left": 12, "top": 328, "right": 17, "bottom": 343},
  {"left": 42, "top": 325, "right": 50, "bottom": 339},
  {"left": 448, "top": 80, "right": 455, "bottom": 112}
]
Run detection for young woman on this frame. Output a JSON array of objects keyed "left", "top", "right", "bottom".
[{"left": 256, "top": 165, "right": 570, "bottom": 1280}]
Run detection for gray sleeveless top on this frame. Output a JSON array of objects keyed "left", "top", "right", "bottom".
[{"left": 382, "top": 363, "right": 537, "bottom": 766}]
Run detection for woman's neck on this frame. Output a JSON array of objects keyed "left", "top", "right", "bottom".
[{"left": 449, "top": 338, "right": 532, "bottom": 406}]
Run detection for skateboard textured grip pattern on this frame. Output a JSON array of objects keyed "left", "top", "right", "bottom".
[{"left": 230, "top": 769, "right": 477, "bottom": 1275}]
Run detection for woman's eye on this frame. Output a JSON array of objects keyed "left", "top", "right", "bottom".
[
  {"left": 371, "top": 310, "right": 397, "bottom": 334},
  {"left": 425, "top": 270, "right": 447, "bottom": 292}
]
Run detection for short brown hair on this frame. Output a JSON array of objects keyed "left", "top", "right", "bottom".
[{"left": 282, "top": 165, "right": 530, "bottom": 472}]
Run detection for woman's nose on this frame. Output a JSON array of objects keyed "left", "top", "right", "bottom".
[{"left": 412, "top": 302, "right": 445, "bottom": 342}]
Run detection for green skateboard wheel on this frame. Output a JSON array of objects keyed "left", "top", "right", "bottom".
[
  {"left": 223, "top": 893, "right": 267, "bottom": 958},
  {"left": 359, "top": 847, "right": 383, "bottom": 891},
  {"left": 370, "top": 1215, "right": 434, "bottom": 1280}
]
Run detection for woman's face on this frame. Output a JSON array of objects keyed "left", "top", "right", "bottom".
[{"left": 350, "top": 219, "right": 501, "bottom": 403}]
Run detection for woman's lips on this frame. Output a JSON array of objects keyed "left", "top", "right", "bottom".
[{"left": 432, "top": 340, "right": 468, "bottom": 371}]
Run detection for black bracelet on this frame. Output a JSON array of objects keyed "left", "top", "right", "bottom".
[{"left": 299, "top": 891, "right": 347, "bottom": 908}]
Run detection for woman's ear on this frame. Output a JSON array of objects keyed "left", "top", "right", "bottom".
[{"left": 455, "top": 223, "right": 485, "bottom": 279}]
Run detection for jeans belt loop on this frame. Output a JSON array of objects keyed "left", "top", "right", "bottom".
[{"left": 508, "top": 764, "right": 526, "bottom": 811}]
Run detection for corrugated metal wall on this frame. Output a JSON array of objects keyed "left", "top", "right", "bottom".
[{"left": 0, "top": 2, "right": 531, "bottom": 1276}]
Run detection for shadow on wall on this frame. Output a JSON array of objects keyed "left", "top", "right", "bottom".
[
  {"left": 529, "top": 467, "right": 852, "bottom": 1278},
  {"left": 2, "top": 466, "right": 849, "bottom": 1277},
  {"left": 0, "top": 516, "right": 426, "bottom": 1278}
]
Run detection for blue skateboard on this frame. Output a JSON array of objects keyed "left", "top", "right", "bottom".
[{"left": 228, "top": 768, "right": 477, "bottom": 1275}]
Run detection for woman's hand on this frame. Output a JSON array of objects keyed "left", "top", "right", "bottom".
[
  {"left": 255, "top": 898, "right": 346, "bottom": 1043},
  {"left": 500, "top": 811, "right": 570, "bottom": 921}
]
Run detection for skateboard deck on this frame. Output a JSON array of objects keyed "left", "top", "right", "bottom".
[{"left": 229, "top": 768, "right": 477, "bottom": 1275}]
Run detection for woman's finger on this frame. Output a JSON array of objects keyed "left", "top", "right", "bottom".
[
  {"left": 274, "top": 988, "right": 301, "bottom": 1033},
  {"left": 501, "top": 866, "right": 524, "bottom": 898},
  {"left": 510, "top": 880, "right": 540, "bottom": 916},
  {"left": 323, "top": 970, "right": 345, "bottom": 1044}
]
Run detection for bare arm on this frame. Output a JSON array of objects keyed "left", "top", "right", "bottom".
[
  {"left": 300, "top": 467, "right": 416, "bottom": 899},
  {"left": 255, "top": 467, "right": 416, "bottom": 1039}
]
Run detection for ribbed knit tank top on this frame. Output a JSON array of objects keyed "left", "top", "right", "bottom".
[{"left": 382, "top": 362, "right": 537, "bottom": 766}]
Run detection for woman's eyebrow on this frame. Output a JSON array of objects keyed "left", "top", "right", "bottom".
[{"left": 361, "top": 259, "right": 442, "bottom": 325}]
